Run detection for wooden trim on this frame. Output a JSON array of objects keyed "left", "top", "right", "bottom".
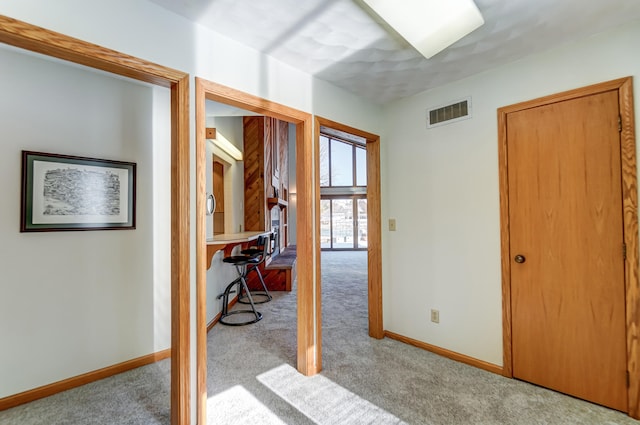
[
  {"left": 296, "top": 114, "right": 320, "bottom": 375},
  {"left": 497, "top": 77, "right": 634, "bottom": 115},
  {"left": 171, "top": 75, "right": 191, "bottom": 425},
  {"left": 195, "top": 78, "right": 207, "bottom": 425},
  {"left": 498, "top": 77, "right": 639, "bottom": 418},
  {"left": 497, "top": 107, "right": 512, "bottom": 378},
  {"left": 366, "top": 135, "right": 383, "bottom": 339},
  {"left": 619, "top": 78, "right": 640, "bottom": 419},
  {"left": 207, "top": 296, "right": 239, "bottom": 332},
  {"left": 195, "top": 79, "right": 318, "bottom": 424},
  {"left": 0, "top": 16, "right": 184, "bottom": 87},
  {"left": 315, "top": 116, "right": 379, "bottom": 142},
  {"left": 200, "top": 80, "right": 311, "bottom": 123},
  {"left": 0, "top": 349, "right": 171, "bottom": 411},
  {"left": 384, "top": 331, "right": 503, "bottom": 375},
  {"left": 315, "top": 117, "right": 383, "bottom": 339},
  {"left": 312, "top": 119, "right": 323, "bottom": 371},
  {"left": 0, "top": 16, "right": 191, "bottom": 425}
]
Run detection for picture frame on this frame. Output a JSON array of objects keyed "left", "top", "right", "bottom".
[{"left": 21, "top": 151, "right": 136, "bottom": 232}]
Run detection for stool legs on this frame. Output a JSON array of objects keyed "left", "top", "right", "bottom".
[
  {"left": 238, "top": 264, "right": 272, "bottom": 304},
  {"left": 218, "top": 264, "right": 262, "bottom": 326}
]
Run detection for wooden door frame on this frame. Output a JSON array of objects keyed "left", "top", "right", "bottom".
[
  {"left": 498, "top": 77, "right": 639, "bottom": 418},
  {"left": 195, "top": 78, "right": 319, "bottom": 424},
  {"left": 0, "top": 16, "right": 191, "bottom": 424},
  {"left": 315, "top": 116, "right": 383, "bottom": 338}
]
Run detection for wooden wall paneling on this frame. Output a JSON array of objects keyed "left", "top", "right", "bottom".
[
  {"left": 0, "top": 16, "right": 191, "bottom": 425},
  {"left": 265, "top": 117, "right": 275, "bottom": 195},
  {"left": 243, "top": 116, "right": 266, "bottom": 231},
  {"left": 280, "top": 120, "right": 289, "bottom": 190},
  {"left": 243, "top": 116, "right": 290, "bottom": 252}
]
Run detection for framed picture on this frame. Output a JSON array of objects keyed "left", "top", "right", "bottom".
[{"left": 21, "top": 151, "right": 136, "bottom": 232}]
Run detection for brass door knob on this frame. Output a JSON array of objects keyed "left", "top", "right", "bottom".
[{"left": 514, "top": 254, "right": 526, "bottom": 264}]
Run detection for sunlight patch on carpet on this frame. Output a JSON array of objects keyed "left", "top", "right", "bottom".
[
  {"left": 207, "top": 385, "right": 287, "bottom": 425},
  {"left": 258, "top": 364, "right": 407, "bottom": 425}
]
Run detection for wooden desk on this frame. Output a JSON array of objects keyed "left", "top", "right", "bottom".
[{"left": 206, "top": 231, "right": 271, "bottom": 269}]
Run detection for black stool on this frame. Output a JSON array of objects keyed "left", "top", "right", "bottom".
[
  {"left": 217, "top": 254, "right": 263, "bottom": 326},
  {"left": 238, "top": 235, "right": 272, "bottom": 305}
]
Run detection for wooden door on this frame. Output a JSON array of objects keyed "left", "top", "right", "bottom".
[
  {"left": 212, "top": 160, "right": 225, "bottom": 235},
  {"left": 507, "top": 90, "right": 628, "bottom": 411}
]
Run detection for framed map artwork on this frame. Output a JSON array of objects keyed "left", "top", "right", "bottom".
[{"left": 21, "top": 151, "right": 136, "bottom": 232}]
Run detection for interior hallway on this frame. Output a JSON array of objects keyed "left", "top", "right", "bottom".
[{"left": 1, "top": 251, "right": 637, "bottom": 424}]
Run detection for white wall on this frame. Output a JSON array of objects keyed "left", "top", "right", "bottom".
[
  {"left": 204, "top": 116, "right": 246, "bottom": 324},
  {"left": 382, "top": 20, "right": 640, "bottom": 366},
  {"left": 0, "top": 46, "right": 171, "bottom": 397},
  {"left": 312, "top": 78, "right": 384, "bottom": 136},
  {"left": 0, "top": 0, "right": 416, "bottom": 418},
  {"left": 0, "top": 2, "right": 373, "bottom": 418}
]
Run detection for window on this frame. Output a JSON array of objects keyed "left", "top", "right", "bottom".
[
  {"left": 320, "top": 132, "right": 367, "bottom": 250},
  {"left": 320, "top": 135, "right": 366, "bottom": 188}
]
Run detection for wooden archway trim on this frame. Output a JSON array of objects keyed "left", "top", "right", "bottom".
[
  {"left": 498, "top": 77, "right": 639, "bottom": 419},
  {"left": 0, "top": 15, "right": 192, "bottom": 424},
  {"left": 195, "top": 78, "right": 318, "bottom": 424}
]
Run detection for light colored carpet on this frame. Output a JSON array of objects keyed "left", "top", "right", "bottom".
[
  {"left": 257, "top": 364, "right": 406, "bottom": 424},
  {"left": 206, "top": 250, "right": 639, "bottom": 425},
  {"left": 1, "top": 251, "right": 638, "bottom": 424},
  {"left": 0, "top": 359, "right": 170, "bottom": 424}
]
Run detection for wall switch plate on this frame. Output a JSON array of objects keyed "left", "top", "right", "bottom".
[
  {"left": 430, "top": 309, "right": 440, "bottom": 324},
  {"left": 389, "top": 218, "right": 397, "bottom": 231}
]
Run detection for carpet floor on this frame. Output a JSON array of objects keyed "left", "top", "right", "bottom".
[{"left": 1, "top": 250, "right": 638, "bottom": 424}]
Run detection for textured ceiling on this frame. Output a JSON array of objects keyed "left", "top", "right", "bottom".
[{"left": 150, "top": 0, "right": 640, "bottom": 105}]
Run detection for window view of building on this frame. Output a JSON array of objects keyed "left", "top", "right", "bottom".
[{"left": 319, "top": 132, "right": 367, "bottom": 250}]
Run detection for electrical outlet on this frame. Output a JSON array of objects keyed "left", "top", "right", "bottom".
[
  {"left": 430, "top": 309, "right": 440, "bottom": 324},
  {"left": 389, "top": 218, "right": 397, "bottom": 231}
]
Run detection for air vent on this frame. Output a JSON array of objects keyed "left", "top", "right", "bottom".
[{"left": 427, "top": 97, "right": 472, "bottom": 128}]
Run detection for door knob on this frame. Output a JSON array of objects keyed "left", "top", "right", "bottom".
[{"left": 514, "top": 254, "right": 526, "bottom": 264}]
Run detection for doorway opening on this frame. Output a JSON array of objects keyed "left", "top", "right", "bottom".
[
  {"left": 195, "top": 78, "right": 318, "bottom": 424},
  {"left": 319, "top": 128, "right": 368, "bottom": 251},
  {"left": 315, "top": 117, "right": 383, "bottom": 340},
  {"left": 0, "top": 17, "right": 190, "bottom": 424}
]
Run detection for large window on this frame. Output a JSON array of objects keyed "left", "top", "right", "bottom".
[
  {"left": 319, "top": 132, "right": 367, "bottom": 250},
  {"left": 320, "top": 135, "right": 366, "bottom": 187}
]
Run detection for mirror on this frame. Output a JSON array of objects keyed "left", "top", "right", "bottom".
[{"left": 206, "top": 193, "right": 216, "bottom": 215}]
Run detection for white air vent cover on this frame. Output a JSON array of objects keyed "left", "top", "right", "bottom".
[{"left": 427, "top": 97, "right": 472, "bottom": 128}]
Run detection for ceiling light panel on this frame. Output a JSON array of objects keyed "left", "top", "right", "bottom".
[{"left": 360, "top": 0, "right": 484, "bottom": 59}]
